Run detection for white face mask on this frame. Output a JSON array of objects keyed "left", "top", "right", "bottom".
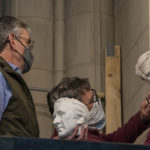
[
  {"left": 53, "top": 98, "right": 89, "bottom": 139},
  {"left": 88, "top": 93, "right": 105, "bottom": 130}
]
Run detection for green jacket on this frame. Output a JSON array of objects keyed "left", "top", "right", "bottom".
[{"left": 0, "top": 57, "right": 39, "bottom": 137}]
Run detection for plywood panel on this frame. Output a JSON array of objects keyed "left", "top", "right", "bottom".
[{"left": 105, "top": 45, "right": 121, "bottom": 133}]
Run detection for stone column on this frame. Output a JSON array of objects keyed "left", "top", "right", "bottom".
[
  {"left": 6, "top": 0, "right": 54, "bottom": 138},
  {"left": 64, "top": 0, "right": 115, "bottom": 91},
  {"left": 54, "top": 0, "right": 65, "bottom": 85},
  {"left": 115, "top": 0, "right": 149, "bottom": 144},
  {"left": 100, "top": 0, "right": 115, "bottom": 91},
  {"left": 64, "top": 0, "right": 102, "bottom": 90},
  {"left": 0, "top": 0, "right": 4, "bottom": 15}
]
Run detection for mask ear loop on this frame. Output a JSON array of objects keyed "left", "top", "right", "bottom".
[
  {"left": 91, "top": 89, "right": 99, "bottom": 105},
  {"left": 146, "top": 97, "right": 150, "bottom": 105},
  {"left": 7, "top": 34, "right": 26, "bottom": 61}
]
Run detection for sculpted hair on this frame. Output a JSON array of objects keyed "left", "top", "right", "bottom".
[
  {"left": 0, "top": 16, "right": 31, "bottom": 52},
  {"left": 72, "top": 100, "right": 89, "bottom": 125},
  {"left": 55, "top": 98, "right": 90, "bottom": 125},
  {"left": 47, "top": 77, "right": 91, "bottom": 114}
]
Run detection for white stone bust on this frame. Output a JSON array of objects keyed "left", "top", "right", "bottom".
[
  {"left": 135, "top": 50, "right": 150, "bottom": 81},
  {"left": 53, "top": 97, "right": 89, "bottom": 139}
]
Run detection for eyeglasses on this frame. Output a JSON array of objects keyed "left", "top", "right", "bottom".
[
  {"left": 15, "top": 35, "right": 35, "bottom": 49},
  {"left": 85, "top": 89, "right": 99, "bottom": 105}
]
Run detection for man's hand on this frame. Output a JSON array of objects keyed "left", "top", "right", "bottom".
[
  {"left": 65, "top": 125, "right": 88, "bottom": 141},
  {"left": 140, "top": 96, "right": 150, "bottom": 123}
]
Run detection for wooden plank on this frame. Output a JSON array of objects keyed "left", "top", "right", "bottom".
[{"left": 105, "top": 45, "right": 121, "bottom": 134}]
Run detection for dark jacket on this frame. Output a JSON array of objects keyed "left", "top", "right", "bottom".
[{"left": 0, "top": 57, "right": 39, "bottom": 137}]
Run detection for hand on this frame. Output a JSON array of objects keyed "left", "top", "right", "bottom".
[
  {"left": 65, "top": 125, "right": 88, "bottom": 141},
  {"left": 53, "top": 136, "right": 59, "bottom": 139},
  {"left": 140, "top": 96, "right": 150, "bottom": 123}
]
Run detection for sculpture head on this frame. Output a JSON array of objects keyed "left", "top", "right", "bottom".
[
  {"left": 135, "top": 50, "right": 150, "bottom": 81},
  {"left": 53, "top": 97, "right": 89, "bottom": 139}
]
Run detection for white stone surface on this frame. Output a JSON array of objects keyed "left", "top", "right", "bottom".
[
  {"left": 116, "top": 0, "right": 149, "bottom": 144},
  {"left": 65, "top": 63, "right": 100, "bottom": 88},
  {"left": 16, "top": 0, "right": 53, "bottom": 20},
  {"left": 116, "top": 0, "right": 149, "bottom": 60},
  {"left": 101, "top": 14, "right": 115, "bottom": 48},
  {"left": 122, "top": 29, "right": 149, "bottom": 107},
  {"left": 54, "top": 0, "right": 65, "bottom": 85},
  {"left": 64, "top": 0, "right": 94, "bottom": 19},
  {"left": 101, "top": 0, "right": 114, "bottom": 15}
]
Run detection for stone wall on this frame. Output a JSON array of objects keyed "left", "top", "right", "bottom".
[
  {"left": 1, "top": 0, "right": 150, "bottom": 143},
  {"left": 115, "top": 0, "right": 149, "bottom": 144},
  {"left": 64, "top": 0, "right": 115, "bottom": 92}
]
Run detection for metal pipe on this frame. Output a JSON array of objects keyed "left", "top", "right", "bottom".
[{"left": 29, "top": 87, "right": 49, "bottom": 92}]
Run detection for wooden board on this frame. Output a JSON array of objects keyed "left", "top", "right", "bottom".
[{"left": 105, "top": 45, "right": 121, "bottom": 134}]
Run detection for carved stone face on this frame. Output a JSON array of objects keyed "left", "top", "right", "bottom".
[{"left": 53, "top": 98, "right": 89, "bottom": 139}]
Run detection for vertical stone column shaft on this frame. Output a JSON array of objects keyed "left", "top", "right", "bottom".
[{"left": 54, "top": 0, "right": 65, "bottom": 85}]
